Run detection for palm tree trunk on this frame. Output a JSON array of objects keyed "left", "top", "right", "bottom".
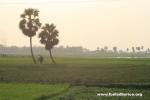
[
  {"left": 30, "top": 37, "right": 36, "bottom": 64},
  {"left": 49, "top": 49, "right": 56, "bottom": 64}
]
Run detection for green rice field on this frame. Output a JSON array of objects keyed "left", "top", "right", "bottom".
[{"left": 0, "top": 56, "right": 149, "bottom": 100}]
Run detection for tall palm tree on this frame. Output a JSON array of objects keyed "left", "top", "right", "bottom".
[
  {"left": 19, "top": 8, "right": 41, "bottom": 64},
  {"left": 113, "top": 46, "right": 117, "bottom": 53},
  {"left": 39, "top": 23, "right": 59, "bottom": 64}
]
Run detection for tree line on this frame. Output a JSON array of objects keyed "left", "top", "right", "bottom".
[
  {"left": 1, "top": 45, "right": 150, "bottom": 57},
  {"left": 96, "top": 46, "right": 148, "bottom": 53}
]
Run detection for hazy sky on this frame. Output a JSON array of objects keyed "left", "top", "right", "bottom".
[{"left": 0, "top": 0, "right": 150, "bottom": 50}]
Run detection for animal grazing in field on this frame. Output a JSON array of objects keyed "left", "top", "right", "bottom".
[{"left": 38, "top": 56, "right": 43, "bottom": 64}]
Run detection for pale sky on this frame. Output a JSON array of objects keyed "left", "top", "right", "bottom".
[{"left": 0, "top": 0, "right": 150, "bottom": 50}]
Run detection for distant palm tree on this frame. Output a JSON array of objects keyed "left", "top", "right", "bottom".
[
  {"left": 39, "top": 23, "right": 59, "bottom": 64},
  {"left": 113, "top": 46, "right": 117, "bottom": 53},
  {"left": 147, "top": 48, "right": 150, "bottom": 53},
  {"left": 104, "top": 46, "right": 108, "bottom": 52},
  {"left": 136, "top": 47, "right": 141, "bottom": 52},
  {"left": 19, "top": 8, "right": 41, "bottom": 64},
  {"left": 141, "top": 46, "right": 144, "bottom": 50},
  {"left": 132, "top": 47, "right": 135, "bottom": 53},
  {"left": 97, "top": 47, "right": 100, "bottom": 52},
  {"left": 126, "top": 48, "right": 129, "bottom": 52}
]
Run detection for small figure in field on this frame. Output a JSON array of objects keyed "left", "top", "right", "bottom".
[{"left": 38, "top": 56, "right": 43, "bottom": 64}]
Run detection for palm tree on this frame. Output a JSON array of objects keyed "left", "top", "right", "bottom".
[
  {"left": 19, "top": 8, "right": 41, "bottom": 64},
  {"left": 126, "top": 48, "right": 129, "bottom": 52},
  {"left": 147, "top": 48, "right": 150, "bottom": 53},
  {"left": 141, "top": 46, "right": 144, "bottom": 50},
  {"left": 136, "top": 47, "right": 141, "bottom": 52},
  {"left": 104, "top": 46, "right": 108, "bottom": 52},
  {"left": 113, "top": 46, "right": 117, "bottom": 53},
  {"left": 39, "top": 23, "right": 59, "bottom": 64},
  {"left": 132, "top": 46, "right": 135, "bottom": 53},
  {"left": 96, "top": 47, "right": 100, "bottom": 52}
]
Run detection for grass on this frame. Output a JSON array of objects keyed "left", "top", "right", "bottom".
[
  {"left": 0, "top": 56, "right": 150, "bottom": 100},
  {"left": 0, "top": 83, "right": 70, "bottom": 100},
  {"left": 1, "top": 56, "right": 150, "bottom": 65},
  {"left": 51, "top": 86, "right": 150, "bottom": 100},
  {"left": 0, "top": 56, "right": 150, "bottom": 85}
]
